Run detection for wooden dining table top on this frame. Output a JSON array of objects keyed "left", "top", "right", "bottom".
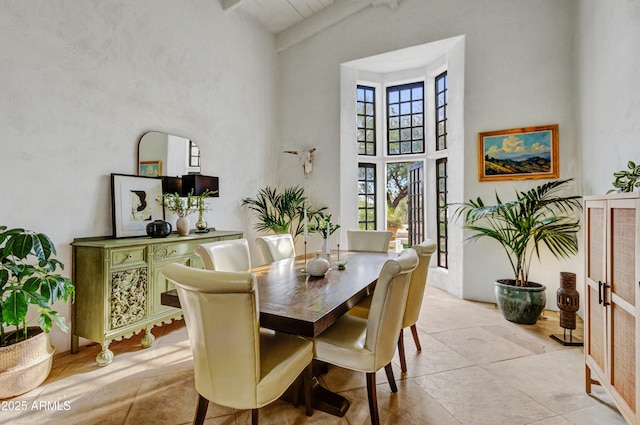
[{"left": 160, "top": 250, "right": 395, "bottom": 338}]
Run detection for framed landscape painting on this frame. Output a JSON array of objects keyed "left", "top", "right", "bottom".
[{"left": 478, "top": 124, "right": 559, "bottom": 181}]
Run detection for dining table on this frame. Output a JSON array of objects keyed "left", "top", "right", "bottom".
[{"left": 160, "top": 249, "right": 396, "bottom": 417}]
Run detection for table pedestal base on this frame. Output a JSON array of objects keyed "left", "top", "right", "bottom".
[{"left": 311, "top": 377, "right": 350, "bottom": 417}]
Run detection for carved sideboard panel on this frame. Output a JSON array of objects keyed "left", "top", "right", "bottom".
[{"left": 71, "top": 230, "right": 243, "bottom": 365}]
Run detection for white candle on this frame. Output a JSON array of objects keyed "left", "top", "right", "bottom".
[{"left": 303, "top": 209, "right": 308, "bottom": 243}]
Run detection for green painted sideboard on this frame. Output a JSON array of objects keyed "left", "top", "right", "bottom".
[{"left": 71, "top": 230, "right": 243, "bottom": 365}]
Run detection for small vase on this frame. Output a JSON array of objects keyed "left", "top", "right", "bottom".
[
  {"left": 307, "top": 252, "right": 330, "bottom": 277},
  {"left": 176, "top": 217, "right": 190, "bottom": 236},
  {"left": 323, "top": 238, "right": 330, "bottom": 258},
  {"left": 146, "top": 220, "right": 172, "bottom": 238}
]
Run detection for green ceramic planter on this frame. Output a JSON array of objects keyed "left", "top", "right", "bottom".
[{"left": 494, "top": 279, "right": 547, "bottom": 325}]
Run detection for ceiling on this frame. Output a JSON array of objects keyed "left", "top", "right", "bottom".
[{"left": 221, "top": 0, "right": 338, "bottom": 34}]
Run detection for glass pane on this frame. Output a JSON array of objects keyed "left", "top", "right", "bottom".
[
  {"left": 389, "top": 117, "right": 399, "bottom": 129},
  {"left": 365, "top": 144, "right": 375, "bottom": 155},
  {"left": 358, "top": 195, "right": 366, "bottom": 205},
  {"left": 438, "top": 93, "right": 445, "bottom": 105},
  {"left": 366, "top": 116, "right": 374, "bottom": 129},
  {"left": 366, "top": 182, "right": 375, "bottom": 194},
  {"left": 359, "top": 210, "right": 366, "bottom": 221},
  {"left": 367, "top": 195, "right": 375, "bottom": 207},
  {"left": 358, "top": 182, "right": 366, "bottom": 194},
  {"left": 438, "top": 161, "right": 446, "bottom": 174},
  {"left": 388, "top": 91, "right": 399, "bottom": 103},
  {"left": 438, "top": 108, "right": 445, "bottom": 121},
  {"left": 357, "top": 102, "right": 365, "bottom": 114},
  {"left": 389, "top": 105, "right": 399, "bottom": 116},
  {"left": 412, "top": 140, "right": 424, "bottom": 152},
  {"left": 400, "top": 89, "right": 411, "bottom": 102},
  {"left": 438, "top": 136, "right": 446, "bottom": 150},
  {"left": 412, "top": 87, "right": 423, "bottom": 100},
  {"left": 358, "top": 143, "right": 365, "bottom": 155},
  {"left": 389, "top": 142, "right": 399, "bottom": 155},
  {"left": 412, "top": 115, "right": 423, "bottom": 126},
  {"left": 413, "top": 128, "right": 423, "bottom": 140},
  {"left": 400, "top": 102, "right": 411, "bottom": 114},
  {"left": 358, "top": 168, "right": 366, "bottom": 179},
  {"left": 401, "top": 141, "right": 411, "bottom": 153},
  {"left": 401, "top": 129, "right": 411, "bottom": 141},
  {"left": 439, "top": 179, "right": 445, "bottom": 191},
  {"left": 365, "top": 103, "right": 374, "bottom": 115},
  {"left": 412, "top": 101, "right": 423, "bottom": 113},
  {"left": 365, "top": 130, "right": 374, "bottom": 141},
  {"left": 358, "top": 129, "right": 365, "bottom": 141},
  {"left": 401, "top": 116, "right": 411, "bottom": 128},
  {"left": 438, "top": 122, "right": 445, "bottom": 135},
  {"left": 357, "top": 115, "right": 365, "bottom": 127},
  {"left": 365, "top": 89, "right": 374, "bottom": 102},
  {"left": 357, "top": 88, "right": 365, "bottom": 101},
  {"left": 437, "top": 78, "right": 444, "bottom": 92},
  {"left": 367, "top": 210, "right": 375, "bottom": 221},
  {"left": 389, "top": 130, "right": 399, "bottom": 141},
  {"left": 366, "top": 167, "right": 375, "bottom": 180}
]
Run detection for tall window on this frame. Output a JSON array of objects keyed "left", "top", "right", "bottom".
[
  {"left": 357, "top": 86, "right": 376, "bottom": 156},
  {"left": 358, "top": 163, "right": 376, "bottom": 230},
  {"left": 387, "top": 82, "right": 424, "bottom": 155},
  {"left": 435, "top": 72, "right": 448, "bottom": 151},
  {"left": 436, "top": 158, "right": 448, "bottom": 268},
  {"left": 189, "top": 141, "right": 200, "bottom": 167}
]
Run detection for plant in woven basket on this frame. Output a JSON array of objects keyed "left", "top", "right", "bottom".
[{"left": 0, "top": 226, "right": 74, "bottom": 347}]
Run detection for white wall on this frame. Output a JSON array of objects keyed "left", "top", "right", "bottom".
[
  {"left": 577, "top": 0, "right": 640, "bottom": 196},
  {"left": 0, "top": 0, "right": 277, "bottom": 352},
  {"left": 277, "top": 0, "right": 580, "bottom": 306}
]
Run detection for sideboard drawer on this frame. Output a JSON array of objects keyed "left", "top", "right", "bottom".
[{"left": 111, "top": 247, "right": 146, "bottom": 267}]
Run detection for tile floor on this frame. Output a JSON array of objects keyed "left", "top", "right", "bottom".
[{"left": 1, "top": 287, "right": 628, "bottom": 425}]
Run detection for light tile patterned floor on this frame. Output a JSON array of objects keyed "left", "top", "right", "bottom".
[{"left": 1, "top": 287, "right": 627, "bottom": 425}]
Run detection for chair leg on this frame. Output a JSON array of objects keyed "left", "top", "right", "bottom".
[
  {"left": 366, "top": 372, "right": 380, "bottom": 425},
  {"left": 384, "top": 362, "right": 398, "bottom": 393},
  {"left": 251, "top": 408, "right": 259, "bottom": 425},
  {"left": 397, "top": 329, "right": 407, "bottom": 373},
  {"left": 193, "top": 394, "right": 209, "bottom": 425},
  {"left": 304, "top": 363, "right": 313, "bottom": 416},
  {"left": 410, "top": 324, "right": 422, "bottom": 351}
]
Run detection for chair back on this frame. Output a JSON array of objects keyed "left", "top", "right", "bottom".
[
  {"left": 255, "top": 234, "right": 295, "bottom": 263},
  {"left": 347, "top": 230, "right": 392, "bottom": 252},
  {"left": 194, "top": 238, "right": 251, "bottom": 271},
  {"left": 403, "top": 240, "right": 436, "bottom": 328},
  {"left": 162, "top": 263, "right": 261, "bottom": 408},
  {"left": 365, "top": 248, "right": 418, "bottom": 369}
]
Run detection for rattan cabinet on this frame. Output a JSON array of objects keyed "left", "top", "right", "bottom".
[
  {"left": 584, "top": 193, "right": 640, "bottom": 424},
  {"left": 71, "top": 230, "right": 242, "bottom": 366}
]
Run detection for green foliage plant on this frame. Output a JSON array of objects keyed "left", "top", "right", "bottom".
[
  {"left": 157, "top": 189, "right": 217, "bottom": 217},
  {"left": 241, "top": 186, "right": 325, "bottom": 240},
  {"left": 608, "top": 161, "right": 640, "bottom": 193},
  {"left": 452, "top": 179, "right": 582, "bottom": 287},
  {"left": 0, "top": 226, "right": 74, "bottom": 347},
  {"left": 307, "top": 212, "right": 341, "bottom": 239}
]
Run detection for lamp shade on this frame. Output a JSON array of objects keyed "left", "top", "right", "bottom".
[{"left": 181, "top": 175, "right": 219, "bottom": 197}]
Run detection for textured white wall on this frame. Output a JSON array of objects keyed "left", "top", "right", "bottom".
[
  {"left": 577, "top": 0, "right": 640, "bottom": 196},
  {"left": 277, "top": 0, "right": 580, "bottom": 305},
  {"left": 0, "top": 0, "right": 277, "bottom": 352}
]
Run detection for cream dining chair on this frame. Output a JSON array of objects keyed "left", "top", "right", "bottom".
[
  {"left": 162, "top": 263, "right": 313, "bottom": 425},
  {"left": 194, "top": 238, "right": 251, "bottom": 271},
  {"left": 349, "top": 240, "right": 436, "bottom": 372},
  {"left": 255, "top": 234, "right": 296, "bottom": 263},
  {"left": 312, "top": 248, "right": 418, "bottom": 425},
  {"left": 347, "top": 230, "right": 392, "bottom": 252}
]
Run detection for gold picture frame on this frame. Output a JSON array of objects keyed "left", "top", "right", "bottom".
[
  {"left": 139, "top": 161, "right": 162, "bottom": 177},
  {"left": 478, "top": 124, "right": 559, "bottom": 181}
]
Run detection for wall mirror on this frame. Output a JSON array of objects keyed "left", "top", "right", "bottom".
[{"left": 138, "top": 131, "right": 201, "bottom": 177}]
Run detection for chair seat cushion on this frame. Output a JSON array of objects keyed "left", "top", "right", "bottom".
[
  {"left": 257, "top": 329, "right": 313, "bottom": 407},
  {"left": 313, "top": 315, "right": 377, "bottom": 373},
  {"left": 347, "top": 295, "right": 371, "bottom": 320}
]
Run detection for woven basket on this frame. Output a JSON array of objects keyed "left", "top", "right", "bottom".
[{"left": 0, "top": 328, "right": 55, "bottom": 399}]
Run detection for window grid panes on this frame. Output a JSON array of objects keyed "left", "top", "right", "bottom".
[
  {"left": 189, "top": 141, "right": 200, "bottom": 167},
  {"left": 435, "top": 72, "right": 448, "bottom": 151},
  {"left": 387, "top": 82, "right": 424, "bottom": 155},
  {"left": 436, "top": 158, "right": 448, "bottom": 268},
  {"left": 357, "top": 85, "right": 376, "bottom": 156},
  {"left": 358, "top": 163, "right": 376, "bottom": 230}
]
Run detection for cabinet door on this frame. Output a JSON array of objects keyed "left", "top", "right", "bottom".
[
  {"left": 149, "top": 259, "right": 189, "bottom": 317},
  {"left": 585, "top": 199, "right": 607, "bottom": 381},
  {"left": 607, "top": 198, "right": 638, "bottom": 418}
]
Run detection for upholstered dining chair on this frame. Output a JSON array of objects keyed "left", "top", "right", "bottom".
[
  {"left": 162, "top": 263, "right": 313, "bottom": 425},
  {"left": 194, "top": 238, "right": 251, "bottom": 271},
  {"left": 347, "top": 230, "right": 392, "bottom": 252},
  {"left": 255, "top": 234, "right": 296, "bottom": 264},
  {"left": 312, "top": 248, "right": 419, "bottom": 425},
  {"left": 349, "top": 240, "right": 436, "bottom": 373}
]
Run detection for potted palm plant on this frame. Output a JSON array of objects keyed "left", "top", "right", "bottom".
[
  {"left": 453, "top": 179, "right": 582, "bottom": 324},
  {"left": 0, "top": 226, "right": 74, "bottom": 398},
  {"left": 241, "top": 186, "right": 325, "bottom": 241}
]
